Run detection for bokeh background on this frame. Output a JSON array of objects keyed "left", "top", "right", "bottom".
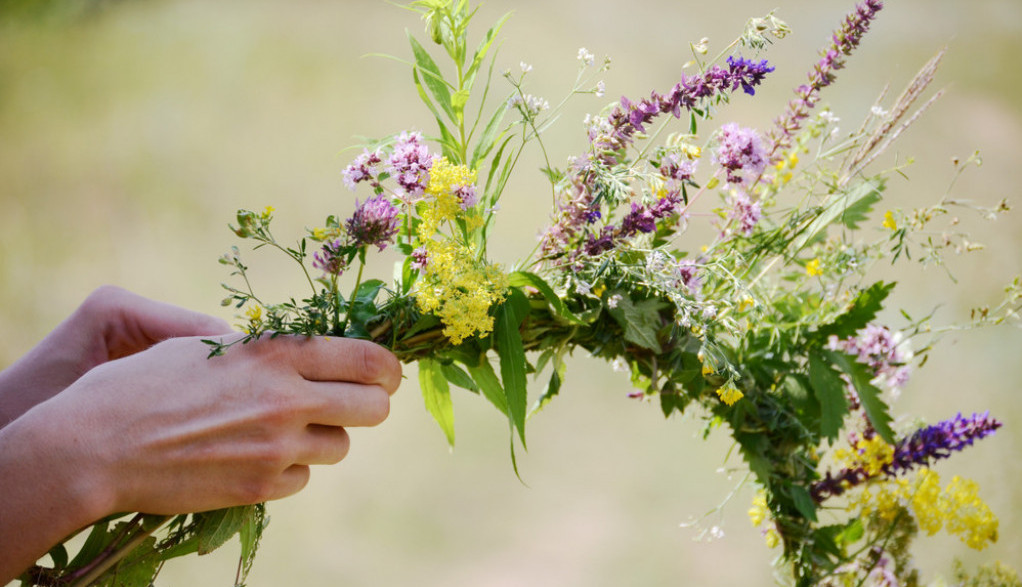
[{"left": 2, "top": 0, "right": 1020, "bottom": 585}]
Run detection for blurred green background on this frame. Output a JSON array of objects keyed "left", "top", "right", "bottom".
[{"left": 2, "top": 0, "right": 1020, "bottom": 585}]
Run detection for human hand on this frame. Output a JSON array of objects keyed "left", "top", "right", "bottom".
[
  {"left": 0, "top": 285, "right": 231, "bottom": 426},
  {"left": 0, "top": 332, "right": 401, "bottom": 580}
]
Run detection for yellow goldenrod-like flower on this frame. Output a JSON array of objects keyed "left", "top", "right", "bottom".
[
  {"left": 835, "top": 435, "right": 894, "bottom": 477},
  {"left": 883, "top": 210, "right": 898, "bottom": 231},
  {"left": 764, "top": 527, "right": 780, "bottom": 549},
  {"left": 715, "top": 384, "right": 744, "bottom": 406},
  {"left": 805, "top": 257, "right": 823, "bottom": 277},
  {"left": 748, "top": 492, "right": 769, "bottom": 527}
]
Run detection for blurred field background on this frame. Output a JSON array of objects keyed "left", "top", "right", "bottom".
[{"left": 2, "top": 0, "right": 1020, "bottom": 585}]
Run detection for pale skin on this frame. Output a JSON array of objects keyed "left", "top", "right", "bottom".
[{"left": 0, "top": 286, "right": 402, "bottom": 582}]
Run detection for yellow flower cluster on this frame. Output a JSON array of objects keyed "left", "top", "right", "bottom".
[
  {"left": 773, "top": 151, "right": 799, "bottom": 185},
  {"left": 415, "top": 158, "right": 507, "bottom": 344},
  {"left": 715, "top": 384, "right": 744, "bottom": 406},
  {"left": 420, "top": 157, "right": 479, "bottom": 234},
  {"left": 852, "top": 467, "right": 999, "bottom": 550},
  {"left": 748, "top": 491, "right": 781, "bottom": 549},
  {"left": 805, "top": 257, "right": 823, "bottom": 277},
  {"left": 835, "top": 435, "right": 894, "bottom": 477}
]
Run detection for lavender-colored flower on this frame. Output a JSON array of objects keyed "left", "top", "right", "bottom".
[
  {"left": 313, "top": 239, "right": 347, "bottom": 276},
  {"left": 768, "top": 0, "right": 884, "bottom": 161},
  {"left": 388, "top": 131, "right": 434, "bottom": 199},
  {"left": 345, "top": 194, "right": 400, "bottom": 251},
  {"left": 811, "top": 412, "right": 1002, "bottom": 502},
  {"left": 659, "top": 152, "right": 698, "bottom": 187},
  {"left": 583, "top": 191, "right": 684, "bottom": 256},
  {"left": 453, "top": 184, "right": 478, "bottom": 209},
  {"left": 724, "top": 191, "right": 762, "bottom": 237},
  {"left": 674, "top": 259, "right": 702, "bottom": 297},
  {"left": 342, "top": 148, "right": 383, "bottom": 191},
  {"left": 410, "top": 245, "right": 429, "bottom": 271},
  {"left": 826, "top": 323, "right": 911, "bottom": 390},
  {"left": 714, "top": 123, "right": 767, "bottom": 186},
  {"left": 541, "top": 56, "right": 774, "bottom": 262}
]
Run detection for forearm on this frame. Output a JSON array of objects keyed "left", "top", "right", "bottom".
[{"left": 0, "top": 405, "right": 111, "bottom": 583}]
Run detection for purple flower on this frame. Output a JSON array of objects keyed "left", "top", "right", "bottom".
[
  {"left": 346, "top": 194, "right": 400, "bottom": 251},
  {"left": 659, "top": 152, "right": 698, "bottom": 187},
  {"left": 724, "top": 191, "right": 762, "bottom": 237},
  {"left": 313, "top": 239, "right": 348, "bottom": 276},
  {"left": 725, "top": 56, "right": 775, "bottom": 96},
  {"left": 342, "top": 148, "right": 383, "bottom": 191},
  {"left": 826, "top": 323, "right": 911, "bottom": 390},
  {"left": 674, "top": 259, "right": 702, "bottom": 297},
  {"left": 812, "top": 412, "right": 1002, "bottom": 502},
  {"left": 583, "top": 191, "right": 684, "bottom": 256},
  {"left": 714, "top": 123, "right": 767, "bottom": 186},
  {"left": 388, "top": 131, "right": 434, "bottom": 199},
  {"left": 410, "top": 245, "right": 429, "bottom": 270},
  {"left": 768, "top": 0, "right": 884, "bottom": 160},
  {"left": 453, "top": 184, "right": 478, "bottom": 210}
]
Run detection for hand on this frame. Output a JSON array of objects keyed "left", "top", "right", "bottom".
[
  {"left": 0, "top": 285, "right": 231, "bottom": 427},
  {"left": 0, "top": 295, "right": 402, "bottom": 582}
]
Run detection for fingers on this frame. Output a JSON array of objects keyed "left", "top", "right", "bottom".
[
  {"left": 301, "top": 381, "right": 391, "bottom": 428},
  {"left": 294, "top": 425, "right": 350, "bottom": 465},
  {"left": 285, "top": 336, "right": 402, "bottom": 394}
]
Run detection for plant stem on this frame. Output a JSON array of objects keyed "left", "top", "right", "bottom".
[{"left": 68, "top": 515, "right": 172, "bottom": 587}]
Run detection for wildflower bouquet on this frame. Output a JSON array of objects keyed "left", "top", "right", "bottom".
[{"left": 23, "top": 0, "right": 1020, "bottom": 586}]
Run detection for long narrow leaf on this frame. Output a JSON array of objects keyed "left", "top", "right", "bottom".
[
  {"left": 419, "top": 358, "right": 456, "bottom": 447},
  {"left": 466, "top": 356, "right": 509, "bottom": 415},
  {"left": 407, "top": 33, "right": 457, "bottom": 124},
  {"left": 495, "top": 290, "right": 529, "bottom": 447},
  {"left": 470, "top": 99, "right": 510, "bottom": 169}
]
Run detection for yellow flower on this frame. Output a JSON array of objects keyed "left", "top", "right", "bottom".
[
  {"left": 805, "top": 257, "right": 823, "bottom": 277},
  {"left": 748, "top": 492, "right": 768, "bottom": 527},
  {"left": 764, "top": 527, "right": 780, "bottom": 549},
  {"left": 715, "top": 384, "right": 744, "bottom": 406},
  {"left": 883, "top": 210, "right": 898, "bottom": 231}
]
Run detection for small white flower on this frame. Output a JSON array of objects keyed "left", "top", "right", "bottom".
[
  {"left": 577, "top": 47, "right": 595, "bottom": 66},
  {"left": 611, "top": 357, "right": 628, "bottom": 372},
  {"left": 702, "top": 304, "right": 717, "bottom": 319},
  {"left": 595, "top": 80, "right": 606, "bottom": 98},
  {"left": 870, "top": 105, "right": 889, "bottom": 117},
  {"left": 607, "top": 294, "right": 622, "bottom": 309},
  {"left": 709, "top": 526, "right": 725, "bottom": 539},
  {"left": 820, "top": 110, "right": 840, "bottom": 124},
  {"left": 520, "top": 61, "right": 532, "bottom": 73},
  {"left": 575, "top": 280, "right": 592, "bottom": 295}
]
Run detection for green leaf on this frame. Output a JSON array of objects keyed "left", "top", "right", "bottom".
[
  {"left": 419, "top": 358, "right": 456, "bottom": 447},
  {"left": 607, "top": 293, "right": 667, "bottom": 353},
  {"left": 791, "top": 178, "right": 886, "bottom": 250},
  {"left": 354, "top": 279, "right": 385, "bottom": 304},
  {"left": 530, "top": 353, "right": 565, "bottom": 416},
  {"left": 237, "top": 503, "right": 267, "bottom": 586},
  {"left": 815, "top": 281, "right": 895, "bottom": 341},
  {"left": 407, "top": 33, "right": 457, "bottom": 123},
  {"left": 196, "top": 507, "right": 247, "bottom": 555},
  {"left": 47, "top": 543, "right": 69, "bottom": 570},
  {"left": 836, "top": 518, "right": 864, "bottom": 546},
  {"left": 451, "top": 89, "right": 470, "bottom": 121},
  {"left": 466, "top": 355, "right": 509, "bottom": 415},
  {"left": 463, "top": 12, "right": 510, "bottom": 92},
  {"left": 508, "top": 271, "right": 583, "bottom": 324},
  {"left": 411, "top": 68, "right": 455, "bottom": 142},
  {"left": 495, "top": 289, "right": 529, "bottom": 447},
  {"left": 441, "top": 361, "right": 478, "bottom": 393},
  {"left": 97, "top": 534, "right": 160, "bottom": 587},
  {"left": 788, "top": 484, "right": 819, "bottom": 522},
  {"left": 808, "top": 352, "right": 850, "bottom": 441},
  {"left": 68, "top": 521, "right": 112, "bottom": 569},
  {"left": 470, "top": 99, "right": 509, "bottom": 168},
  {"left": 826, "top": 350, "right": 895, "bottom": 443}
]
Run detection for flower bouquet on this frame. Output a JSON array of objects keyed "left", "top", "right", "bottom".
[{"left": 23, "top": 0, "right": 1021, "bottom": 586}]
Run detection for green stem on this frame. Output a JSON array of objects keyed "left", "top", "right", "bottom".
[{"left": 68, "top": 515, "right": 172, "bottom": 587}]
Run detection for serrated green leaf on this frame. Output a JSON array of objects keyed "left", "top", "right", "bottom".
[
  {"left": 607, "top": 293, "right": 666, "bottom": 353},
  {"left": 508, "top": 271, "right": 583, "bottom": 324},
  {"left": 419, "top": 358, "right": 455, "bottom": 447},
  {"left": 808, "top": 352, "right": 850, "bottom": 441},
  {"left": 96, "top": 534, "right": 160, "bottom": 587},
  {"left": 408, "top": 34, "right": 457, "bottom": 123},
  {"left": 826, "top": 350, "right": 895, "bottom": 443},
  {"left": 791, "top": 179, "right": 886, "bottom": 251},
  {"left": 495, "top": 290, "right": 529, "bottom": 447},
  {"left": 441, "top": 361, "right": 478, "bottom": 393},
  {"left": 196, "top": 507, "right": 247, "bottom": 555},
  {"left": 237, "top": 503, "right": 266, "bottom": 586},
  {"left": 815, "top": 281, "right": 895, "bottom": 341}
]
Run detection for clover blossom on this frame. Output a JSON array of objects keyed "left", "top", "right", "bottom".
[
  {"left": 714, "top": 123, "right": 767, "bottom": 186},
  {"left": 346, "top": 194, "right": 400, "bottom": 251},
  {"left": 388, "top": 131, "right": 434, "bottom": 199},
  {"left": 768, "top": 0, "right": 884, "bottom": 160},
  {"left": 342, "top": 148, "right": 383, "bottom": 190}
]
